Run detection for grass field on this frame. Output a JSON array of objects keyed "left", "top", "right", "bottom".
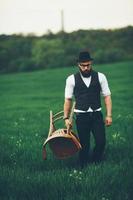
[{"left": 0, "top": 61, "right": 133, "bottom": 200}]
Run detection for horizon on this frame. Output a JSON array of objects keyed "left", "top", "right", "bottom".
[{"left": 0, "top": 25, "right": 132, "bottom": 37}]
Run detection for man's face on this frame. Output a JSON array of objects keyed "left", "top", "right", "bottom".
[
  {"left": 78, "top": 61, "right": 92, "bottom": 77},
  {"left": 78, "top": 61, "right": 92, "bottom": 71}
]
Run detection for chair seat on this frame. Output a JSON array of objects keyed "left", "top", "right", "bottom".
[{"left": 43, "top": 129, "right": 81, "bottom": 159}]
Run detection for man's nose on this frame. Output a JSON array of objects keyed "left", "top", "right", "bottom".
[{"left": 84, "top": 66, "right": 89, "bottom": 70}]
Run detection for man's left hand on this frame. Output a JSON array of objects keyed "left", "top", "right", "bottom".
[{"left": 105, "top": 116, "right": 112, "bottom": 126}]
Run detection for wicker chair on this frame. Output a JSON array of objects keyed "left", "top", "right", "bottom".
[{"left": 43, "top": 102, "right": 82, "bottom": 159}]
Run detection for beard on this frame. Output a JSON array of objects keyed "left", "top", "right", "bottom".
[{"left": 79, "top": 68, "right": 92, "bottom": 77}]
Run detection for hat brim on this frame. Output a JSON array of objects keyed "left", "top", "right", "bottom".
[{"left": 77, "top": 58, "right": 93, "bottom": 62}]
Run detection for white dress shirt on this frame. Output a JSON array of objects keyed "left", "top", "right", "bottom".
[{"left": 65, "top": 72, "right": 111, "bottom": 113}]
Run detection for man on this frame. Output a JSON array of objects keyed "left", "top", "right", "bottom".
[{"left": 63, "top": 51, "right": 112, "bottom": 167}]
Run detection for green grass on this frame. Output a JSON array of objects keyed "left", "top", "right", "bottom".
[{"left": 0, "top": 61, "right": 133, "bottom": 200}]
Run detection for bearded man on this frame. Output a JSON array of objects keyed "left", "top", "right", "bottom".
[{"left": 63, "top": 51, "right": 112, "bottom": 167}]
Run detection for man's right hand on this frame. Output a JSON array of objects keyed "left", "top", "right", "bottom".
[{"left": 65, "top": 119, "right": 72, "bottom": 130}]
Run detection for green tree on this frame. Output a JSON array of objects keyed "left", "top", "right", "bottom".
[{"left": 32, "top": 39, "right": 65, "bottom": 69}]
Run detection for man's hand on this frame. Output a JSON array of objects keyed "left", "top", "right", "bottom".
[
  {"left": 105, "top": 116, "right": 112, "bottom": 126},
  {"left": 65, "top": 119, "right": 73, "bottom": 130}
]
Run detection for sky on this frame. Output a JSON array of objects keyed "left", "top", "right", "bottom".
[{"left": 0, "top": 0, "right": 133, "bottom": 35}]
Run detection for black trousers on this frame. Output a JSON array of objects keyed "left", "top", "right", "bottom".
[{"left": 75, "top": 111, "right": 106, "bottom": 166}]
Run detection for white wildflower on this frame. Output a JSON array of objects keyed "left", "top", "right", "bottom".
[
  {"left": 73, "top": 169, "right": 77, "bottom": 174},
  {"left": 14, "top": 122, "right": 18, "bottom": 126}
]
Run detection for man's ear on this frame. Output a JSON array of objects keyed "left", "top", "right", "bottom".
[{"left": 78, "top": 63, "right": 80, "bottom": 67}]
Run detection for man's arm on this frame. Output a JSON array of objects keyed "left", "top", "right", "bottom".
[
  {"left": 64, "top": 98, "right": 73, "bottom": 128},
  {"left": 104, "top": 95, "right": 112, "bottom": 126},
  {"left": 64, "top": 74, "right": 75, "bottom": 128}
]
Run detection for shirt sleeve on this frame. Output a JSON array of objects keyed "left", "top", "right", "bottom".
[
  {"left": 65, "top": 74, "right": 75, "bottom": 99},
  {"left": 98, "top": 72, "right": 111, "bottom": 96}
]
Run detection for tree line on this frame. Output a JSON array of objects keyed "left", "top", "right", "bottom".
[{"left": 0, "top": 26, "right": 133, "bottom": 73}]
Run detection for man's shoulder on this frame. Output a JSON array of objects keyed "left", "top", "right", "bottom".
[
  {"left": 66, "top": 74, "right": 75, "bottom": 84},
  {"left": 91, "top": 70, "right": 105, "bottom": 78},
  {"left": 66, "top": 74, "right": 74, "bottom": 79},
  {"left": 97, "top": 72, "right": 108, "bottom": 83},
  {"left": 97, "top": 71, "right": 106, "bottom": 78}
]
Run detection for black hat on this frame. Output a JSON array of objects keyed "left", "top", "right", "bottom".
[{"left": 78, "top": 51, "right": 93, "bottom": 62}]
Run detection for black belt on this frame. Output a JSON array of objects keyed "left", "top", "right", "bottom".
[{"left": 75, "top": 111, "right": 101, "bottom": 116}]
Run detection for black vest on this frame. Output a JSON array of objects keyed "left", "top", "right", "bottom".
[{"left": 74, "top": 70, "right": 101, "bottom": 111}]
